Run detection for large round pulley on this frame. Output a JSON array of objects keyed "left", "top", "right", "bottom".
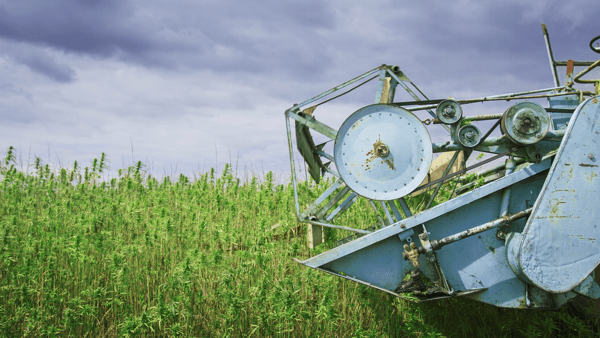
[
  {"left": 500, "top": 101, "right": 550, "bottom": 145},
  {"left": 334, "top": 104, "right": 433, "bottom": 200}
]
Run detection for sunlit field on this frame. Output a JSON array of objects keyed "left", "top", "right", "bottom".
[{"left": 0, "top": 146, "right": 596, "bottom": 337}]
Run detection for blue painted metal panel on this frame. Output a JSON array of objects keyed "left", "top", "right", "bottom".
[
  {"left": 516, "top": 96, "right": 600, "bottom": 293},
  {"left": 300, "top": 159, "right": 552, "bottom": 270}
]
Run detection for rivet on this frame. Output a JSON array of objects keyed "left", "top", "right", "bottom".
[
  {"left": 590, "top": 153, "right": 595, "bottom": 160},
  {"left": 400, "top": 224, "right": 405, "bottom": 228}
]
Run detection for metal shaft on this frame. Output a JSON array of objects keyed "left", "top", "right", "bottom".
[{"left": 430, "top": 208, "right": 533, "bottom": 250}]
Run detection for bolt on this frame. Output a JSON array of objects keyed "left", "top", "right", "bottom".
[
  {"left": 429, "top": 257, "right": 436, "bottom": 263},
  {"left": 589, "top": 153, "right": 595, "bottom": 160},
  {"left": 442, "top": 106, "right": 455, "bottom": 118},
  {"left": 377, "top": 144, "right": 390, "bottom": 158},
  {"left": 400, "top": 224, "right": 405, "bottom": 228},
  {"left": 465, "top": 131, "right": 475, "bottom": 140},
  {"left": 419, "top": 233, "right": 427, "bottom": 240}
]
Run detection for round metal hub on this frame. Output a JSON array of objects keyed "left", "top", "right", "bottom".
[
  {"left": 457, "top": 124, "right": 481, "bottom": 148},
  {"left": 500, "top": 101, "right": 550, "bottom": 145},
  {"left": 436, "top": 99, "right": 463, "bottom": 124},
  {"left": 334, "top": 104, "right": 433, "bottom": 200}
]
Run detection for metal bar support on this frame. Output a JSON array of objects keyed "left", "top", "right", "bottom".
[
  {"left": 542, "top": 23, "right": 560, "bottom": 87},
  {"left": 285, "top": 112, "right": 301, "bottom": 217},
  {"left": 315, "top": 186, "right": 352, "bottom": 219},
  {"left": 288, "top": 110, "right": 337, "bottom": 140},
  {"left": 326, "top": 193, "right": 358, "bottom": 221},
  {"left": 295, "top": 67, "right": 382, "bottom": 109},
  {"left": 423, "top": 151, "right": 461, "bottom": 210},
  {"left": 300, "top": 178, "right": 344, "bottom": 219},
  {"left": 430, "top": 208, "right": 533, "bottom": 250}
]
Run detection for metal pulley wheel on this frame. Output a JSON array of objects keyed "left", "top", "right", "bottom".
[
  {"left": 500, "top": 101, "right": 550, "bottom": 145},
  {"left": 334, "top": 104, "right": 433, "bottom": 200},
  {"left": 436, "top": 99, "right": 463, "bottom": 124},
  {"left": 457, "top": 124, "right": 481, "bottom": 147}
]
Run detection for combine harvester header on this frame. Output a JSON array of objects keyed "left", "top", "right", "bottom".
[{"left": 284, "top": 24, "right": 600, "bottom": 309}]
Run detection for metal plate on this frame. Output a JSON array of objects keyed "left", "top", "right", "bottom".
[
  {"left": 500, "top": 101, "right": 550, "bottom": 145},
  {"left": 334, "top": 104, "right": 433, "bottom": 200},
  {"left": 515, "top": 96, "right": 600, "bottom": 293}
]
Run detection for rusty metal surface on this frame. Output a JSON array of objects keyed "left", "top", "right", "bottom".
[
  {"left": 500, "top": 102, "right": 551, "bottom": 145},
  {"left": 516, "top": 96, "right": 600, "bottom": 293}
]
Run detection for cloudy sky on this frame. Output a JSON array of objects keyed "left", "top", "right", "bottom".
[{"left": 1, "top": 0, "right": 599, "bottom": 182}]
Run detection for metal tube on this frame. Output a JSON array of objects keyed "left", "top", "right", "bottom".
[
  {"left": 326, "top": 193, "right": 358, "bottom": 221},
  {"left": 541, "top": 23, "right": 560, "bottom": 87},
  {"left": 407, "top": 88, "right": 567, "bottom": 112},
  {"left": 379, "top": 200, "right": 394, "bottom": 225},
  {"left": 288, "top": 110, "right": 337, "bottom": 140},
  {"left": 573, "top": 59, "right": 600, "bottom": 84},
  {"left": 303, "top": 219, "right": 373, "bottom": 235},
  {"left": 432, "top": 129, "right": 566, "bottom": 153},
  {"left": 386, "top": 69, "right": 451, "bottom": 133},
  {"left": 315, "top": 186, "right": 352, "bottom": 219},
  {"left": 316, "top": 150, "right": 335, "bottom": 162},
  {"left": 300, "top": 178, "right": 344, "bottom": 219},
  {"left": 388, "top": 200, "right": 403, "bottom": 222},
  {"left": 398, "top": 197, "right": 413, "bottom": 217},
  {"left": 424, "top": 151, "right": 460, "bottom": 210},
  {"left": 369, "top": 200, "right": 386, "bottom": 227},
  {"left": 294, "top": 67, "right": 382, "bottom": 109},
  {"left": 285, "top": 112, "right": 301, "bottom": 218},
  {"left": 430, "top": 207, "right": 533, "bottom": 250},
  {"left": 499, "top": 159, "right": 516, "bottom": 218}
]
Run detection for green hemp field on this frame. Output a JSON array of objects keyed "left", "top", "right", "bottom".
[{"left": 0, "top": 146, "right": 596, "bottom": 337}]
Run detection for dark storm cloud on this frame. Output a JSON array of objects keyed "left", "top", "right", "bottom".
[
  {"left": 0, "top": 0, "right": 151, "bottom": 55},
  {"left": 19, "top": 52, "right": 76, "bottom": 83},
  {"left": 0, "top": 0, "right": 338, "bottom": 81}
]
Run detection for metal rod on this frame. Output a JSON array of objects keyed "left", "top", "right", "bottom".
[
  {"left": 300, "top": 178, "right": 344, "bottom": 219},
  {"left": 288, "top": 110, "right": 337, "bottom": 140},
  {"left": 315, "top": 186, "right": 352, "bottom": 219},
  {"left": 432, "top": 129, "right": 566, "bottom": 153},
  {"left": 379, "top": 200, "right": 394, "bottom": 225},
  {"left": 374, "top": 69, "right": 388, "bottom": 103},
  {"left": 388, "top": 200, "right": 403, "bottom": 222},
  {"left": 386, "top": 69, "right": 451, "bottom": 133},
  {"left": 294, "top": 67, "right": 382, "bottom": 109},
  {"left": 573, "top": 59, "right": 600, "bottom": 84},
  {"left": 555, "top": 61, "right": 596, "bottom": 67},
  {"left": 499, "top": 158, "right": 516, "bottom": 218},
  {"left": 285, "top": 113, "right": 301, "bottom": 218},
  {"left": 369, "top": 200, "right": 386, "bottom": 227},
  {"left": 406, "top": 88, "right": 567, "bottom": 112},
  {"left": 430, "top": 208, "right": 533, "bottom": 250},
  {"left": 423, "top": 151, "right": 460, "bottom": 210},
  {"left": 398, "top": 197, "right": 413, "bottom": 217},
  {"left": 302, "top": 220, "right": 373, "bottom": 235},
  {"left": 326, "top": 193, "right": 358, "bottom": 221},
  {"left": 316, "top": 150, "right": 334, "bottom": 162},
  {"left": 542, "top": 23, "right": 560, "bottom": 87},
  {"left": 413, "top": 148, "right": 518, "bottom": 193}
]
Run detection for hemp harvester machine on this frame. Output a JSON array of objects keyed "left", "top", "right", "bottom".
[{"left": 284, "top": 25, "right": 600, "bottom": 309}]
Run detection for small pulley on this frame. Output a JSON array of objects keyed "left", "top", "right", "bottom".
[
  {"left": 436, "top": 99, "right": 463, "bottom": 124},
  {"left": 500, "top": 101, "right": 550, "bottom": 145},
  {"left": 457, "top": 124, "right": 481, "bottom": 148},
  {"left": 334, "top": 104, "right": 433, "bottom": 200}
]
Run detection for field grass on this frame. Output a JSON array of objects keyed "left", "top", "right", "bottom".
[{"left": 0, "top": 146, "right": 596, "bottom": 337}]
